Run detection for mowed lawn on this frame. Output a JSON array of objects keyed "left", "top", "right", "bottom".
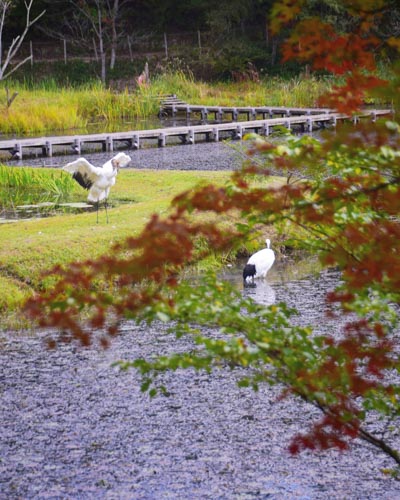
[{"left": 0, "top": 168, "right": 233, "bottom": 330}]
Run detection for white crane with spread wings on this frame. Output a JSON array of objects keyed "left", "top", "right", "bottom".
[{"left": 63, "top": 152, "right": 131, "bottom": 223}]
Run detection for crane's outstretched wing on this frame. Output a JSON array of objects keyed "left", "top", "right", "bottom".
[{"left": 63, "top": 158, "right": 104, "bottom": 190}]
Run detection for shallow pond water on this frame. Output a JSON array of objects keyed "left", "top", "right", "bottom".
[{"left": 1, "top": 262, "right": 399, "bottom": 499}]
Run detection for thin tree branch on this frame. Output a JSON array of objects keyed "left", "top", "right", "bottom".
[
  {"left": 3, "top": 55, "right": 32, "bottom": 79},
  {"left": 0, "top": 0, "right": 45, "bottom": 80}
]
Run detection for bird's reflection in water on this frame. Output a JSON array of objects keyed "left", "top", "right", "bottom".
[
  {"left": 243, "top": 279, "right": 276, "bottom": 306},
  {"left": 243, "top": 282, "right": 257, "bottom": 289}
]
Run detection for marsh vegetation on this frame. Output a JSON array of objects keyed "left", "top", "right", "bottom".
[{"left": 0, "top": 72, "right": 337, "bottom": 135}]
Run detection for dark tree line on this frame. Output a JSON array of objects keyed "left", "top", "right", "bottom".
[
  {"left": 7, "top": 0, "right": 396, "bottom": 47},
  {"left": 27, "top": 0, "right": 400, "bottom": 37},
  {"left": 2, "top": 0, "right": 399, "bottom": 83}
]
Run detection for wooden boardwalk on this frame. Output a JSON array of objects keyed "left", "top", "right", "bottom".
[
  {"left": 160, "top": 102, "right": 336, "bottom": 121},
  {"left": 0, "top": 107, "right": 391, "bottom": 160}
]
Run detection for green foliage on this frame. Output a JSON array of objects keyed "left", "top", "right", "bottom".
[
  {"left": 207, "top": 40, "right": 271, "bottom": 80},
  {"left": 12, "top": 59, "right": 153, "bottom": 88},
  {"left": 13, "top": 61, "right": 101, "bottom": 88},
  {"left": 118, "top": 273, "right": 317, "bottom": 393}
]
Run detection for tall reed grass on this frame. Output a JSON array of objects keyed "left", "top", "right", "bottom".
[
  {"left": 0, "top": 166, "right": 76, "bottom": 209},
  {"left": 0, "top": 73, "right": 337, "bottom": 135}
]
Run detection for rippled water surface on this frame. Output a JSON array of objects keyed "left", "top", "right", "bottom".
[{"left": 1, "top": 262, "right": 399, "bottom": 499}]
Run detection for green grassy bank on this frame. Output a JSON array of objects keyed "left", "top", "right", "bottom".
[{"left": 0, "top": 168, "right": 257, "bottom": 331}]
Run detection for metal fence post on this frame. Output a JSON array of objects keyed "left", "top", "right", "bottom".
[{"left": 164, "top": 32, "right": 168, "bottom": 58}]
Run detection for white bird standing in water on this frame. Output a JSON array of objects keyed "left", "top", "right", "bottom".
[
  {"left": 63, "top": 152, "right": 131, "bottom": 223},
  {"left": 243, "top": 238, "right": 275, "bottom": 284}
]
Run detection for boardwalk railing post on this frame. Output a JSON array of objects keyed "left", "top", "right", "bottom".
[
  {"left": 106, "top": 137, "right": 113, "bottom": 152},
  {"left": 43, "top": 141, "right": 52, "bottom": 157},
  {"left": 235, "top": 126, "right": 243, "bottom": 140},
  {"left": 73, "top": 139, "right": 81, "bottom": 155},
  {"left": 158, "top": 133, "right": 166, "bottom": 147},
  {"left": 212, "top": 128, "right": 219, "bottom": 142},
  {"left": 12, "top": 143, "right": 22, "bottom": 160},
  {"left": 262, "top": 123, "right": 270, "bottom": 136},
  {"left": 133, "top": 134, "right": 140, "bottom": 149}
]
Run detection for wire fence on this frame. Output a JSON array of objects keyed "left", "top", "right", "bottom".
[{"left": 14, "top": 31, "right": 209, "bottom": 64}]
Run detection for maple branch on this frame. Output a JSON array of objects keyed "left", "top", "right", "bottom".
[
  {"left": 291, "top": 386, "right": 400, "bottom": 465},
  {"left": 358, "top": 427, "right": 400, "bottom": 465}
]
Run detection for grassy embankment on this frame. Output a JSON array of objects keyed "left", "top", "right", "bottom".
[{"left": 0, "top": 73, "right": 334, "bottom": 330}]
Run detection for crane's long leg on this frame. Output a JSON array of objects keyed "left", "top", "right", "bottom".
[
  {"left": 105, "top": 199, "right": 109, "bottom": 224},
  {"left": 96, "top": 199, "right": 99, "bottom": 224}
]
